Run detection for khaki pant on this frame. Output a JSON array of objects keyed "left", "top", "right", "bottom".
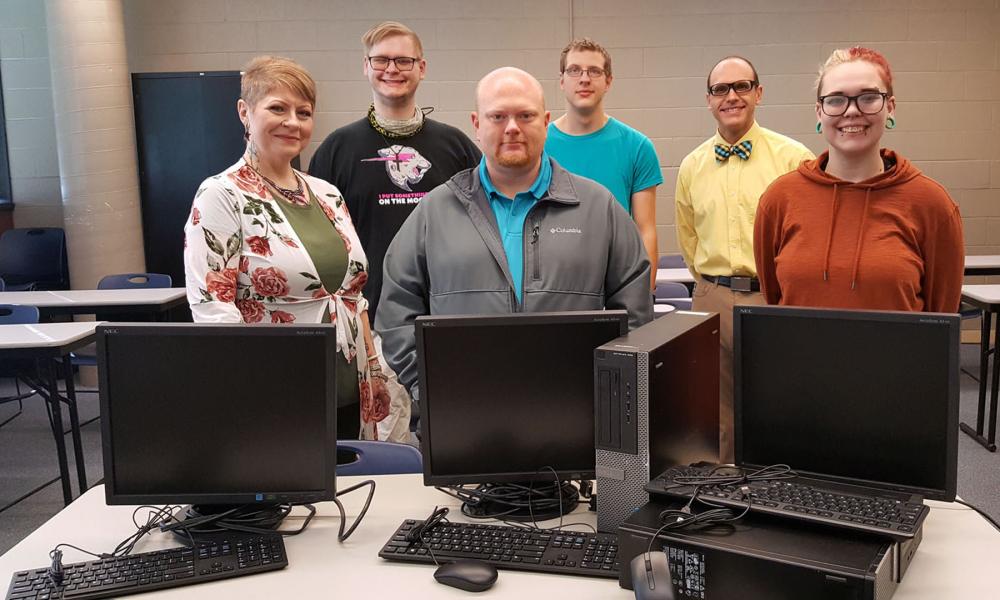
[{"left": 692, "top": 277, "right": 768, "bottom": 464}]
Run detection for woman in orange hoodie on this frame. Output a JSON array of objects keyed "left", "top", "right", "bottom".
[{"left": 754, "top": 47, "right": 964, "bottom": 312}]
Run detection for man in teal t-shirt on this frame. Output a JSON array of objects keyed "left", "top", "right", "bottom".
[{"left": 545, "top": 38, "right": 662, "bottom": 290}]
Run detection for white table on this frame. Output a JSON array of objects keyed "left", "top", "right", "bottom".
[
  {"left": 0, "top": 322, "right": 101, "bottom": 504},
  {"left": 965, "top": 255, "right": 1000, "bottom": 276},
  {"left": 653, "top": 304, "right": 676, "bottom": 315},
  {"left": 0, "top": 289, "right": 186, "bottom": 318},
  {"left": 0, "top": 475, "right": 996, "bottom": 598},
  {"left": 655, "top": 268, "right": 695, "bottom": 285}
]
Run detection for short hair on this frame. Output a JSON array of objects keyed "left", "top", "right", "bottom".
[
  {"left": 816, "top": 46, "right": 894, "bottom": 98},
  {"left": 241, "top": 56, "right": 316, "bottom": 108},
  {"left": 706, "top": 55, "right": 760, "bottom": 88},
  {"left": 559, "top": 38, "right": 612, "bottom": 77},
  {"left": 362, "top": 21, "right": 423, "bottom": 57}
]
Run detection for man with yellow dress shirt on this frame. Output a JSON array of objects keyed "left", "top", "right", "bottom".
[{"left": 675, "top": 56, "right": 813, "bottom": 463}]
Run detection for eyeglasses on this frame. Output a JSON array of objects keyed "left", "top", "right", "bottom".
[
  {"left": 708, "top": 80, "right": 758, "bottom": 96},
  {"left": 367, "top": 56, "right": 420, "bottom": 71},
  {"left": 563, "top": 66, "right": 607, "bottom": 79},
  {"left": 818, "top": 92, "right": 888, "bottom": 116}
]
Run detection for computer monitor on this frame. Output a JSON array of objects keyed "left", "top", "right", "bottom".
[
  {"left": 98, "top": 323, "right": 339, "bottom": 508},
  {"left": 416, "top": 310, "right": 628, "bottom": 490},
  {"left": 733, "top": 306, "right": 959, "bottom": 502}
]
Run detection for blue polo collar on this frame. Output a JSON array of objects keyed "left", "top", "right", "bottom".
[{"left": 478, "top": 152, "right": 552, "bottom": 200}]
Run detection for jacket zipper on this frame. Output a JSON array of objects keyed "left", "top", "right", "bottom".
[{"left": 531, "top": 220, "right": 540, "bottom": 280}]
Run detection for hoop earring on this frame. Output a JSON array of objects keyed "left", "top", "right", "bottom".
[
  {"left": 815, "top": 122, "right": 822, "bottom": 134},
  {"left": 886, "top": 116, "right": 896, "bottom": 130}
]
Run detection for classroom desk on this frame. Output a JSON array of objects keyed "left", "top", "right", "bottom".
[
  {"left": 0, "top": 322, "right": 100, "bottom": 504},
  {"left": 0, "top": 289, "right": 186, "bottom": 319},
  {"left": 965, "top": 255, "right": 1000, "bottom": 276},
  {"left": 960, "top": 285, "right": 1000, "bottom": 451},
  {"left": 1, "top": 475, "right": 997, "bottom": 598},
  {"left": 655, "top": 268, "right": 695, "bottom": 285}
]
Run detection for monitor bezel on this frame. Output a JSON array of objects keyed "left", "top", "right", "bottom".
[
  {"left": 416, "top": 310, "right": 629, "bottom": 487},
  {"left": 733, "top": 305, "right": 959, "bottom": 502},
  {"left": 98, "top": 322, "right": 339, "bottom": 506}
]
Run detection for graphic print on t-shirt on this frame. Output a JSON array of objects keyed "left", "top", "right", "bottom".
[{"left": 361, "top": 145, "right": 432, "bottom": 192}]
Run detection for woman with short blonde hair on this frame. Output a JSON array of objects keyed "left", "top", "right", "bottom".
[{"left": 184, "top": 56, "right": 402, "bottom": 441}]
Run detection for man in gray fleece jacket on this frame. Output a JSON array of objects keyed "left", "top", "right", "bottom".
[{"left": 375, "top": 67, "right": 652, "bottom": 403}]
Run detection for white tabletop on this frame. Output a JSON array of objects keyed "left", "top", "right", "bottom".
[
  {"left": 0, "top": 288, "right": 185, "bottom": 308},
  {"left": 655, "top": 268, "right": 695, "bottom": 284},
  {"left": 961, "top": 284, "right": 1000, "bottom": 305},
  {"left": 965, "top": 255, "right": 1000, "bottom": 270},
  {"left": 0, "top": 322, "right": 100, "bottom": 349},
  {"left": 1, "top": 474, "right": 997, "bottom": 598}
]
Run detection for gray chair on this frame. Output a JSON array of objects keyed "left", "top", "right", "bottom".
[
  {"left": 657, "top": 254, "right": 686, "bottom": 269},
  {"left": 654, "top": 281, "right": 693, "bottom": 312}
]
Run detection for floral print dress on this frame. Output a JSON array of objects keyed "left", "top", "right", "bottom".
[{"left": 183, "top": 159, "right": 393, "bottom": 440}]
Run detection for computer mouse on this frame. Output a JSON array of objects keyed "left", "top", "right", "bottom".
[
  {"left": 630, "top": 551, "right": 677, "bottom": 600},
  {"left": 433, "top": 559, "right": 498, "bottom": 593}
]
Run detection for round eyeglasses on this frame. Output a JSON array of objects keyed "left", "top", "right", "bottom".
[
  {"left": 708, "top": 80, "right": 758, "bottom": 96},
  {"left": 818, "top": 92, "right": 888, "bottom": 116},
  {"left": 367, "top": 56, "right": 419, "bottom": 71}
]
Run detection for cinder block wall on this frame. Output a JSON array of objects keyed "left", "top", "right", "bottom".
[{"left": 4, "top": 0, "right": 999, "bottom": 258}]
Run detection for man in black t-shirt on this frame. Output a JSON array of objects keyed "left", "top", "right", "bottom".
[{"left": 308, "top": 21, "right": 481, "bottom": 321}]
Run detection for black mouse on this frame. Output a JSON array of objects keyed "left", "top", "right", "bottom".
[
  {"left": 630, "top": 551, "right": 677, "bottom": 600},
  {"left": 433, "top": 559, "right": 498, "bottom": 592}
]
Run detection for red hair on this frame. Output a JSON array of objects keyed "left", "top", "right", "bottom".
[{"left": 816, "top": 46, "right": 894, "bottom": 98}]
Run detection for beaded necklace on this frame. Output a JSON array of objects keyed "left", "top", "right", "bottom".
[{"left": 256, "top": 168, "right": 308, "bottom": 207}]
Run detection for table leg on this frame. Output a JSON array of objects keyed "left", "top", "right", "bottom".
[
  {"left": 42, "top": 360, "right": 73, "bottom": 505},
  {"left": 61, "top": 358, "right": 88, "bottom": 493},
  {"left": 988, "top": 313, "right": 1000, "bottom": 451},
  {"left": 960, "top": 307, "right": 997, "bottom": 451}
]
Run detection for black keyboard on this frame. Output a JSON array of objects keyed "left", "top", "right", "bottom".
[
  {"left": 379, "top": 519, "right": 619, "bottom": 578},
  {"left": 5, "top": 533, "right": 287, "bottom": 600},
  {"left": 646, "top": 465, "right": 928, "bottom": 538}
]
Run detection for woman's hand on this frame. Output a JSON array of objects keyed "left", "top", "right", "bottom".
[{"left": 370, "top": 375, "right": 391, "bottom": 422}]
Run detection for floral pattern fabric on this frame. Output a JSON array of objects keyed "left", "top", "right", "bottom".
[{"left": 184, "top": 159, "right": 401, "bottom": 440}]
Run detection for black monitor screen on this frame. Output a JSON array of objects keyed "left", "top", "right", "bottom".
[
  {"left": 734, "top": 306, "right": 959, "bottom": 501},
  {"left": 417, "top": 311, "right": 628, "bottom": 485},
  {"left": 98, "top": 323, "right": 338, "bottom": 506}
]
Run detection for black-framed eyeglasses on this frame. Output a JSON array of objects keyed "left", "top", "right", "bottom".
[
  {"left": 367, "top": 56, "right": 420, "bottom": 71},
  {"left": 708, "top": 80, "right": 758, "bottom": 96},
  {"left": 818, "top": 92, "right": 888, "bottom": 116},
  {"left": 563, "top": 66, "right": 607, "bottom": 79}
]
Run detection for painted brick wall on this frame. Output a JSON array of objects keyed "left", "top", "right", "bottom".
[{"left": 5, "top": 0, "right": 999, "bottom": 260}]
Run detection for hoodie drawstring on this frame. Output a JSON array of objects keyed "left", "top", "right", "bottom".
[
  {"left": 822, "top": 183, "right": 839, "bottom": 281},
  {"left": 850, "top": 188, "right": 872, "bottom": 290}
]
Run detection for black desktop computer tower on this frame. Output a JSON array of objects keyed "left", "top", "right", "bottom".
[
  {"left": 594, "top": 311, "right": 720, "bottom": 532},
  {"left": 618, "top": 500, "right": 899, "bottom": 599}
]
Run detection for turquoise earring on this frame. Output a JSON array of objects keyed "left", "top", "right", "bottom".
[
  {"left": 816, "top": 122, "right": 822, "bottom": 133},
  {"left": 886, "top": 116, "right": 896, "bottom": 130}
]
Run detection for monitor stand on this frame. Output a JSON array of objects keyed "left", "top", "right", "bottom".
[
  {"left": 165, "top": 504, "right": 288, "bottom": 540},
  {"left": 459, "top": 481, "right": 580, "bottom": 522}
]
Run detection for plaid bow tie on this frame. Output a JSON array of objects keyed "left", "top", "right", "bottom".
[{"left": 715, "top": 140, "right": 753, "bottom": 162}]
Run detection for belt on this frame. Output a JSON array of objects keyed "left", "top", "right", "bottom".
[{"left": 702, "top": 274, "right": 760, "bottom": 293}]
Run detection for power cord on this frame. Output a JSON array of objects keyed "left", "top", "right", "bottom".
[{"left": 332, "top": 479, "right": 377, "bottom": 542}]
